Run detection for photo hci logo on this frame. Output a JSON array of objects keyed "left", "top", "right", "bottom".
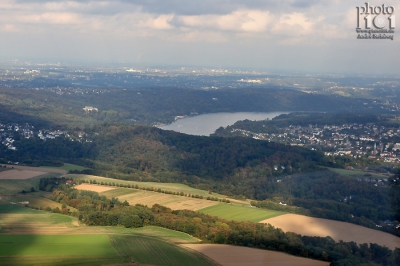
[{"left": 356, "top": 2, "right": 395, "bottom": 40}]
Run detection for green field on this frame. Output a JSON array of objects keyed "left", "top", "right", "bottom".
[
  {"left": 0, "top": 255, "right": 128, "bottom": 266},
  {"left": 110, "top": 235, "right": 213, "bottom": 266},
  {"left": 0, "top": 201, "right": 77, "bottom": 234},
  {"left": 198, "top": 204, "right": 285, "bottom": 222},
  {"left": 0, "top": 234, "right": 213, "bottom": 266},
  {"left": 0, "top": 235, "right": 117, "bottom": 256},
  {"left": 0, "top": 197, "right": 212, "bottom": 266},
  {"left": 40, "top": 163, "right": 88, "bottom": 172},
  {"left": 0, "top": 201, "right": 43, "bottom": 214},
  {"left": 328, "top": 167, "right": 388, "bottom": 179},
  {"left": 0, "top": 200, "right": 200, "bottom": 244},
  {"left": 132, "top": 226, "right": 199, "bottom": 243},
  {"left": 0, "top": 173, "right": 61, "bottom": 195},
  {"left": 6, "top": 194, "right": 77, "bottom": 212}
]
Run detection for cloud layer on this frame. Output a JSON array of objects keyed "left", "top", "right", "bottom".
[{"left": 1, "top": 0, "right": 399, "bottom": 74}]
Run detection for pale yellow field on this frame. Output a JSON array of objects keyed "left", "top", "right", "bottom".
[
  {"left": 75, "top": 184, "right": 116, "bottom": 193},
  {"left": 181, "top": 244, "right": 329, "bottom": 266},
  {"left": 0, "top": 169, "right": 48, "bottom": 180},
  {"left": 75, "top": 184, "right": 219, "bottom": 211},
  {"left": 68, "top": 174, "right": 226, "bottom": 198},
  {"left": 262, "top": 214, "right": 400, "bottom": 250},
  {"left": 114, "top": 190, "right": 219, "bottom": 210}
]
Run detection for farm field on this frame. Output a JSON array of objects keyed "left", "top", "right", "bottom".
[
  {"left": 181, "top": 244, "right": 329, "bottom": 266},
  {"left": 262, "top": 214, "right": 400, "bottom": 250},
  {"left": 0, "top": 255, "right": 128, "bottom": 266},
  {"left": 97, "top": 187, "right": 138, "bottom": 198},
  {"left": 110, "top": 235, "right": 214, "bottom": 266},
  {"left": 0, "top": 164, "right": 67, "bottom": 174},
  {"left": 40, "top": 163, "right": 88, "bottom": 172},
  {"left": 0, "top": 166, "right": 10, "bottom": 172},
  {"left": 328, "top": 167, "right": 387, "bottom": 179},
  {"left": 69, "top": 174, "right": 226, "bottom": 198},
  {"left": 0, "top": 198, "right": 215, "bottom": 266},
  {"left": 0, "top": 200, "right": 203, "bottom": 242},
  {"left": 76, "top": 185, "right": 219, "bottom": 211},
  {"left": 0, "top": 172, "right": 62, "bottom": 195},
  {"left": 198, "top": 203, "right": 285, "bottom": 222},
  {"left": 75, "top": 183, "right": 116, "bottom": 193},
  {"left": 128, "top": 226, "right": 200, "bottom": 243},
  {"left": 0, "top": 235, "right": 117, "bottom": 256},
  {"left": 106, "top": 189, "right": 219, "bottom": 211},
  {"left": 0, "top": 169, "right": 47, "bottom": 180},
  {"left": 106, "top": 187, "right": 218, "bottom": 211},
  {"left": 0, "top": 201, "right": 79, "bottom": 235},
  {"left": 5, "top": 194, "right": 74, "bottom": 211},
  {"left": 0, "top": 234, "right": 212, "bottom": 266}
]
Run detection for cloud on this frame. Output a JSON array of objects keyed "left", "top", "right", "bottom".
[
  {"left": 0, "top": 1, "right": 380, "bottom": 38},
  {"left": 1, "top": 0, "right": 398, "bottom": 74},
  {"left": 21, "top": 12, "right": 82, "bottom": 24},
  {"left": 0, "top": 0, "right": 375, "bottom": 44},
  {"left": 172, "top": 10, "right": 271, "bottom": 33},
  {"left": 271, "top": 12, "right": 320, "bottom": 36},
  {"left": 13, "top": 0, "right": 329, "bottom": 16}
]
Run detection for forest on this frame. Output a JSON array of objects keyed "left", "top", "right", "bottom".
[
  {"left": 0, "top": 86, "right": 388, "bottom": 128},
  {"left": 2, "top": 123, "right": 399, "bottom": 234}
]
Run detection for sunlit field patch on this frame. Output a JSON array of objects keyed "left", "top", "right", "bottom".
[
  {"left": 0, "top": 235, "right": 117, "bottom": 256},
  {"left": 262, "top": 214, "right": 400, "bottom": 250},
  {"left": 198, "top": 203, "right": 284, "bottom": 222}
]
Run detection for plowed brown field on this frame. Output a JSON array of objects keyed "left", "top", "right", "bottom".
[
  {"left": 181, "top": 244, "right": 329, "bottom": 266},
  {"left": 261, "top": 214, "right": 400, "bottom": 250},
  {"left": 0, "top": 170, "right": 47, "bottom": 180}
]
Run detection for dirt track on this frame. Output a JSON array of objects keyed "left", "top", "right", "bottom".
[
  {"left": 182, "top": 244, "right": 329, "bottom": 266},
  {"left": 261, "top": 214, "right": 400, "bottom": 250}
]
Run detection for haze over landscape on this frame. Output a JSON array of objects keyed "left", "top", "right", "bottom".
[
  {"left": 1, "top": 1, "right": 400, "bottom": 266},
  {"left": 1, "top": 0, "right": 399, "bottom": 75}
]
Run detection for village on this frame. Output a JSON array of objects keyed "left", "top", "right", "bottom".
[
  {"left": 0, "top": 122, "right": 89, "bottom": 152},
  {"left": 4, "top": 118, "right": 400, "bottom": 165},
  {"left": 230, "top": 122, "right": 400, "bottom": 163}
]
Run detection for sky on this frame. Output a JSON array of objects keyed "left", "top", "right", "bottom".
[{"left": 0, "top": 0, "right": 399, "bottom": 75}]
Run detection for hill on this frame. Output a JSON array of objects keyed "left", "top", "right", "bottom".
[
  {"left": 0, "top": 86, "right": 385, "bottom": 128},
  {"left": 2, "top": 124, "right": 399, "bottom": 234},
  {"left": 4, "top": 124, "right": 327, "bottom": 198}
]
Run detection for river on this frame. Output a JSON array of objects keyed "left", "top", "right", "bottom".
[{"left": 161, "top": 111, "right": 288, "bottom": 136}]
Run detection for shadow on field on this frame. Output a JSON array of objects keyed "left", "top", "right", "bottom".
[{"left": 0, "top": 201, "right": 40, "bottom": 264}]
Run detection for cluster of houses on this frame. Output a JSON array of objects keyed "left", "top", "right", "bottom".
[
  {"left": 0, "top": 123, "right": 35, "bottom": 150},
  {"left": 0, "top": 122, "right": 91, "bottom": 151},
  {"left": 37, "top": 129, "right": 69, "bottom": 140},
  {"left": 231, "top": 123, "right": 400, "bottom": 162}
]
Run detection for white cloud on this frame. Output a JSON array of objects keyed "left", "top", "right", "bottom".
[
  {"left": 271, "top": 13, "right": 318, "bottom": 35},
  {"left": 20, "top": 12, "right": 82, "bottom": 24},
  {"left": 0, "top": 1, "right": 363, "bottom": 40},
  {"left": 138, "top": 14, "right": 175, "bottom": 30}
]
